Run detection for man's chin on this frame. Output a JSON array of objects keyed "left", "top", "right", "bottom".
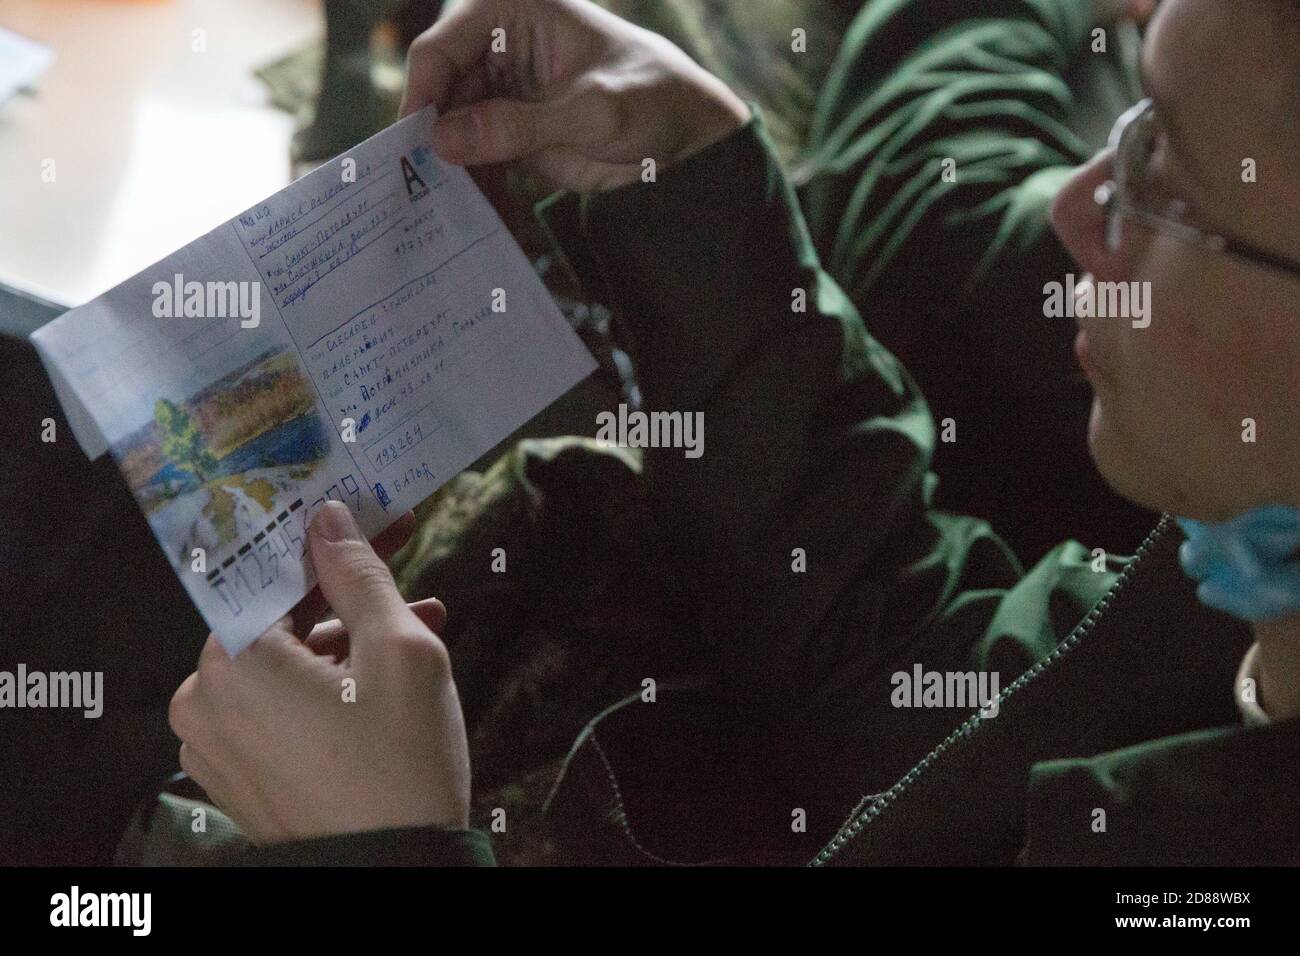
[
  {"left": 1085, "top": 396, "right": 1104, "bottom": 454},
  {"left": 1085, "top": 401, "right": 1166, "bottom": 514}
]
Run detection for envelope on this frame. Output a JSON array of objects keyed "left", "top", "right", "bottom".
[{"left": 32, "top": 107, "right": 597, "bottom": 653}]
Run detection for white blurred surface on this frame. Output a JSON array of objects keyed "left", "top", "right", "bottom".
[
  {"left": 0, "top": 25, "right": 54, "bottom": 104},
  {"left": 0, "top": 0, "right": 323, "bottom": 306}
]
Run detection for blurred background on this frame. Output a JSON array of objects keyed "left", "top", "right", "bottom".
[{"left": 0, "top": 0, "right": 412, "bottom": 320}]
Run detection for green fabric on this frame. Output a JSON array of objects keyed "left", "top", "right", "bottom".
[
  {"left": 117, "top": 788, "right": 496, "bottom": 866},
  {"left": 392, "top": 437, "right": 695, "bottom": 866},
  {"left": 115, "top": 792, "right": 249, "bottom": 866},
  {"left": 797, "top": 0, "right": 1154, "bottom": 562},
  {"left": 536, "top": 96, "right": 1267, "bottom": 868},
  {"left": 535, "top": 107, "right": 1123, "bottom": 831},
  {"left": 1023, "top": 721, "right": 1300, "bottom": 865},
  {"left": 240, "top": 825, "right": 496, "bottom": 867},
  {"left": 800, "top": 0, "right": 1093, "bottom": 301},
  {"left": 556, "top": 109, "right": 1061, "bottom": 709},
  {"left": 594, "top": 0, "right": 856, "bottom": 164}
]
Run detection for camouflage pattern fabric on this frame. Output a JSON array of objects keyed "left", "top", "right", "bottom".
[{"left": 388, "top": 438, "right": 701, "bottom": 865}]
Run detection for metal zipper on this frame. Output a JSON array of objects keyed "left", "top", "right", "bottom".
[{"left": 809, "top": 513, "right": 1173, "bottom": 866}]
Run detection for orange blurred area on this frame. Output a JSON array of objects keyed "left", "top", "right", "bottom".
[{"left": 0, "top": 0, "right": 324, "bottom": 306}]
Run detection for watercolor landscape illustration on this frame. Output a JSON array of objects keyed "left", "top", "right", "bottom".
[{"left": 113, "top": 347, "right": 330, "bottom": 565}]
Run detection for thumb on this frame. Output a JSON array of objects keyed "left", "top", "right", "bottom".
[
  {"left": 308, "top": 502, "right": 424, "bottom": 668},
  {"left": 433, "top": 99, "right": 541, "bottom": 167},
  {"left": 432, "top": 92, "right": 609, "bottom": 167}
]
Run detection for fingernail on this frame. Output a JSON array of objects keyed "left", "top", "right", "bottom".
[{"left": 313, "top": 500, "right": 362, "bottom": 542}]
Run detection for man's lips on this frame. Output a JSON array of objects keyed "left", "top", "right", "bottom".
[
  {"left": 1072, "top": 273, "right": 1104, "bottom": 383},
  {"left": 1074, "top": 327, "right": 1098, "bottom": 381}
]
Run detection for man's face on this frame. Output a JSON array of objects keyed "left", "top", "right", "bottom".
[{"left": 1051, "top": 0, "right": 1300, "bottom": 523}]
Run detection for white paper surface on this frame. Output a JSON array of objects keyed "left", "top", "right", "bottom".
[
  {"left": 32, "top": 107, "right": 596, "bottom": 653},
  {"left": 0, "top": 27, "right": 54, "bottom": 105}
]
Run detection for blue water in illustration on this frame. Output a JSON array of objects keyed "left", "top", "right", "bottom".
[
  {"left": 216, "top": 413, "right": 330, "bottom": 475},
  {"left": 147, "top": 413, "right": 329, "bottom": 490}
]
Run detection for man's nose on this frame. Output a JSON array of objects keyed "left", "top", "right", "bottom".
[{"left": 1051, "top": 149, "right": 1126, "bottom": 281}]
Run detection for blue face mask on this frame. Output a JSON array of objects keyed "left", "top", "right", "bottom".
[{"left": 1177, "top": 506, "right": 1300, "bottom": 622}]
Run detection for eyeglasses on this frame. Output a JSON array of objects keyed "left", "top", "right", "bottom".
[{"left": 1095, "top": 98, "right": 1300, "bottom": 280}]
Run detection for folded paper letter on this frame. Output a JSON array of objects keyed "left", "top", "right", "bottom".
[{"left": 32, "top": 107, "right": 597, "bottom": 653}]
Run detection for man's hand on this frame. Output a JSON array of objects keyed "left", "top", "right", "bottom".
[
  {"left": 400, "top": 0, "right": 751, "bottom": 191},
  {"left": 168, "top": 501, "right": 471, "bottom": 844}
]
